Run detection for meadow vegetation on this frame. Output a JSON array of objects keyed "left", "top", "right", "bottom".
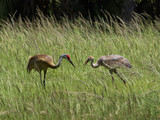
[{"left": 0, "top": 14, "right": 160, "bottom": 119}]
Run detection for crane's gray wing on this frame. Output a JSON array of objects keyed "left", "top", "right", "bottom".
[
  {"left": 103, "top": 56, "right": 124, "bottom": 68},
  {"left": 106, "top": 55, "right": 123, "bottom": 61},
  {"left": 102, "top": 61, "right": 113, "bottom": 69}
]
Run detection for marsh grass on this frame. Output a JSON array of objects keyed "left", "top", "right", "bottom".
[{"left": 0, "top": 14, "right": 160, "bottom": 119}]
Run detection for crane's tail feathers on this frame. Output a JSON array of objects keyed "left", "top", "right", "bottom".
[{"left": 27, "top": 66, "right": 31, "bottom": 73}]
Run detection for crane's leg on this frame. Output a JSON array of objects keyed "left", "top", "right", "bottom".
[
  {"left": 39, "top": 71, "right": 42, "bottom": 84},
  {"left": 109, "top": 69, "right": 115, "bottom": 85},
  {"left": 114, "top": 69, "right": 126, "bottom": 85},
  {"left": 43, "top": 70, "right": 47, "bottom": 87}
]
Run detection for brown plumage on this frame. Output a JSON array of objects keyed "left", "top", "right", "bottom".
[
  {"left": 27, "top": 54, "right": 75, "bottom": 87},
  {"left": 84, "top": 55, "right": 132, "bottom": 85}
]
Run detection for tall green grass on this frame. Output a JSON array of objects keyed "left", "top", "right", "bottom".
[{"left": 0, "top": 14, "right": 160, "bottom": 119}]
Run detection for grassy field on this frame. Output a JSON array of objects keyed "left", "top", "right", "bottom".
[{"left": 0, "top": 15, "right": 160, "bottom": 119}]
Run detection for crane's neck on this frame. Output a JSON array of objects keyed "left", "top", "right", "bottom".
[
  {"left": 91, "top": 59, "right": 99, "bottom": 68},
  {"left": 52, "top": 57, "right": 63, "bottom": 69}
]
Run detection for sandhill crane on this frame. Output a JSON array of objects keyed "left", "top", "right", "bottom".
[
  {"left": 27, "top": 54, "right": 75, "bottom": 87},
  {"left": 84, "top": 55, "right": 132, "bottom": 85}
]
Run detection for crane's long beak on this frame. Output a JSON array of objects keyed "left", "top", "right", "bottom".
[
  {"left": 84, "top": 59, "right": 89, "bottom": 66},
  {"left": 69, "top": 60, "right": 75, "bottom": 68}
]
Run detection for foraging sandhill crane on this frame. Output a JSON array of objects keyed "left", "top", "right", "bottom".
[
  {"left": 84, "top": 55, "right": 132, "bottom": 85},
  {"left": 27, "top": 54, "right": 75, "bottom": 87}
]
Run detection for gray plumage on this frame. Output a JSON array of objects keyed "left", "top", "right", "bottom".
[{"left": 85, "top": 55, "right": 132, "bottom": 85}]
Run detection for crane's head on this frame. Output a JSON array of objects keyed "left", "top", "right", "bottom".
[
  {"left": 60, "top": 54, "right": 75, "bottom": 68},
  {"left": 84, "top": 56, "right": 94, "bottom": 65}
]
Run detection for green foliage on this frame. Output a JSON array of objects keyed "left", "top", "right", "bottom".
[{"left": 0, "top": 15, "right": 160, "bottom": 119}]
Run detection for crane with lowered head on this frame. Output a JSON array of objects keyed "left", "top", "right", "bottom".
[
  {"left": 84, "top": 55, "right": 132, "bottom": 85},
  {"left": 27, "top": 54, "right": 75, "bottom": 87}
]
